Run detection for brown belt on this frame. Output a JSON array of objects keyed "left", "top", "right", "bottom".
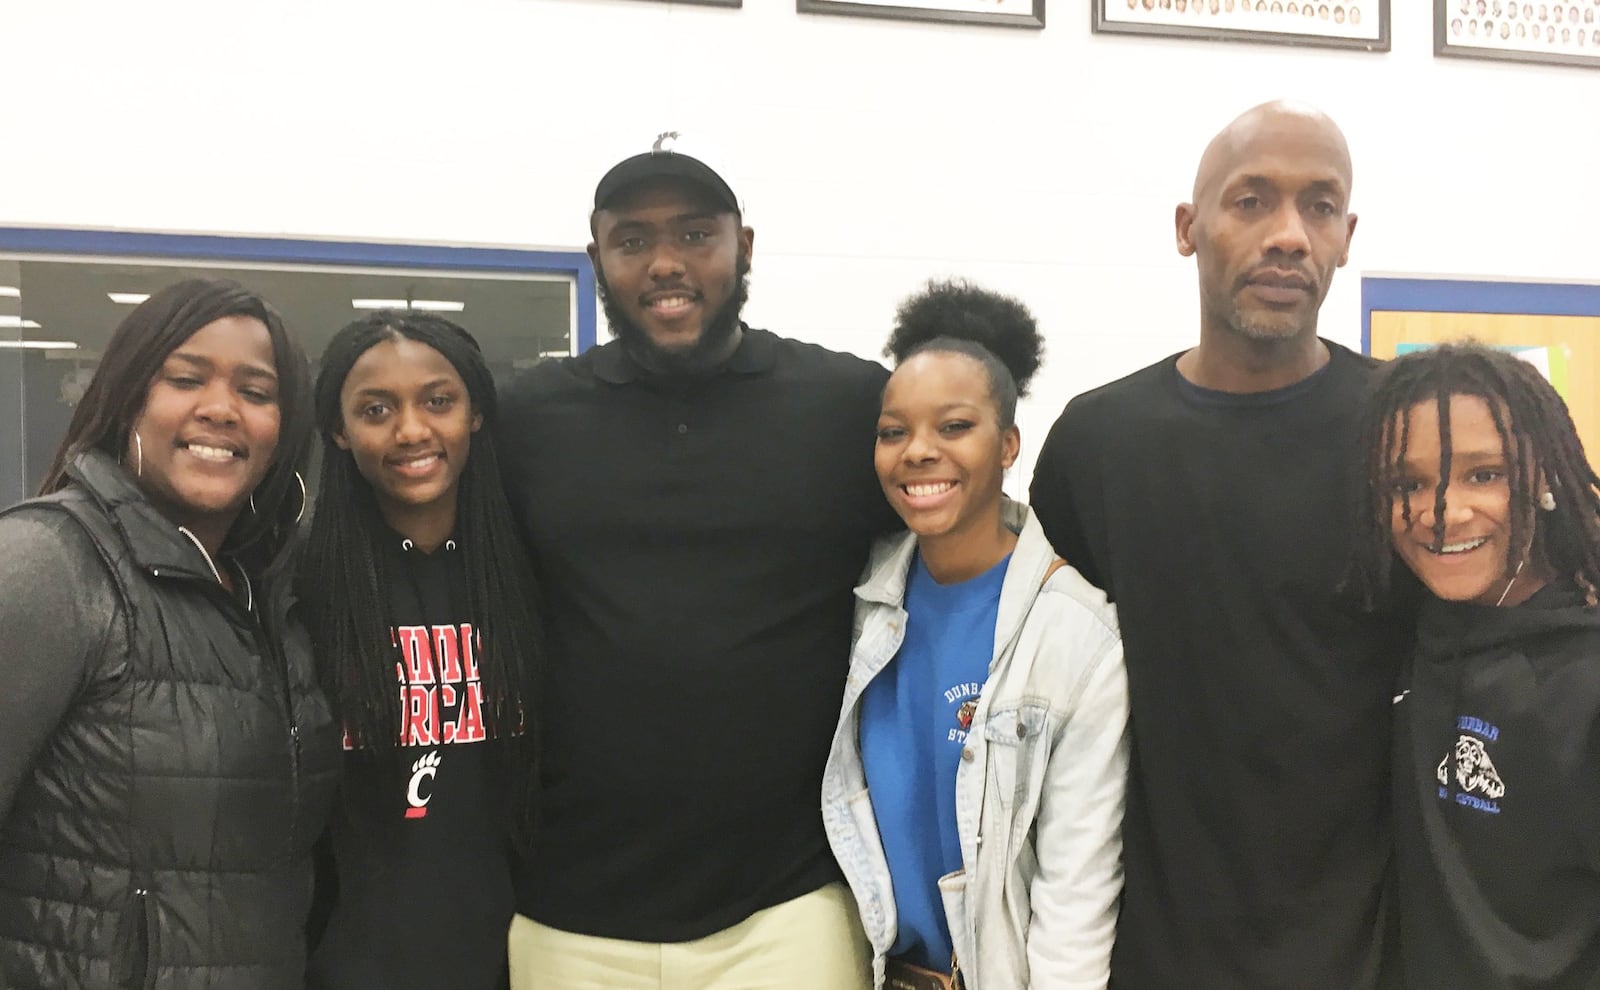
[{"left": 884, "top": 955, "right": 964, "bottom": 990}]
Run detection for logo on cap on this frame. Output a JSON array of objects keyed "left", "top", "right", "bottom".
[{"left": 652, "top": 131, "right": 680, "bottom": 153}]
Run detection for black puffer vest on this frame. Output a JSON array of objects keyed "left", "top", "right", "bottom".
[{"left": 0, "top": 451, "right": 340, "bottom": 989}]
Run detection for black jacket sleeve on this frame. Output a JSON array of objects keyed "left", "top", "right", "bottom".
[{"left": 0, "top": 508, "right": 121, "bottom": 824}]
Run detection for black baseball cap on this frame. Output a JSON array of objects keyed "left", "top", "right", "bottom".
[{"left": 592, "top": 131, "right": 741, "bottom": 214}]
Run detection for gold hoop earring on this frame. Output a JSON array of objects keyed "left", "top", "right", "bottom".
[{"left": 132, "top": 431, "right": 143, "bottom": 478}]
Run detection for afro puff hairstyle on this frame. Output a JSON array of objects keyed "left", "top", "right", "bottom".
[{"left": 884, "top": 278, "right": 1045, "bottom": 426}]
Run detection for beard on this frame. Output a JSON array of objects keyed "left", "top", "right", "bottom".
[
  {"left": 1230, "top": 305, "right": 1309, "bottom": 342},
  {"left": 1209, "top": 268, "right": 1323, "bottom": 344},
  {"left": 596, "top": 258, "right": 752, "bottom": 377}
]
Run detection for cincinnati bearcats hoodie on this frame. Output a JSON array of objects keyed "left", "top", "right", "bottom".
[
  {"left": 308, "top": 534, "right": 514, "bottom": 990},
  {"left": 1394, "top": 580, "right": 1600, "bottom": 989}
]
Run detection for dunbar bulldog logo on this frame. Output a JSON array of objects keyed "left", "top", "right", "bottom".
[
  {"left": 1437, "top": 731, "right": 1506, "bottom": 815},
  {"left": 944, "top": 682, "right": 983, "bottom": 743},
  {"left": 957, "top": 700, "right": 979, "bottom": 730}
]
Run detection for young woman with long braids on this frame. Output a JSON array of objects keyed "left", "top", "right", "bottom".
[
  {"left": 300, "top": 312, "right": 542, "bottom": 990},
  {"left": 1350, "top": 341, "right": 1600, "bottom": 988},
  {"left": 0, "top": 278, "right": 339, "bottom": 988},
  {"left": 823, "top": 280, "right": 1129, "bottom": 989}
]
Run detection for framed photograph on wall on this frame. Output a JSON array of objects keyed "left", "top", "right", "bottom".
[
  {"left": 1436, "top": 0, "right": 1600, "bottom": 68},
  {"left": 797, "top": 0, "right": 1046, "bottom": 29},
  {"left": 1093, "top": 0, "right": 1389, "bottom": 51}
]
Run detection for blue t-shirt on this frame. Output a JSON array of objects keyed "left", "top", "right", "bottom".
[{"left": 860, "top": 550, "right": 1011, "bottom": 970}]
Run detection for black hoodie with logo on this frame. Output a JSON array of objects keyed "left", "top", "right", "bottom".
[
  {"left": 1395, "top": 581, "right": 1600, "bottom": 989},
  {"left": 308, "top": 535, "right": 513, "bottom": 990}
]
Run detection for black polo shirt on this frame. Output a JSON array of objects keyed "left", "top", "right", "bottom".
[{"left": 499, "top": 326, "right": 895, "bottom": 942}]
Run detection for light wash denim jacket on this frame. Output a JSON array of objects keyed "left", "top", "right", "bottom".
[{"left": 822, "top": 499, "right": 1129, "bottom": 990}]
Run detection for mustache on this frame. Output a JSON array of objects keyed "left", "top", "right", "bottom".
[
  {"left": 1237, "top": 261, "right": 1317, "bottom": 293},
  {"left": 593, "top": 255, "right": 752, "bottom": 313},
  {"left": 638, "top": 285, "right": 702, "bottom": 306}
]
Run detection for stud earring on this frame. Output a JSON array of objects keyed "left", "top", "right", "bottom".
[{"left": 1539, "top": 491, "right": 1557, "bottom": 511}]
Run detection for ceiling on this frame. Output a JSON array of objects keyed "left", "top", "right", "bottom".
[{"left": 0, "top": 257, "right": 575, "bottom": 368}]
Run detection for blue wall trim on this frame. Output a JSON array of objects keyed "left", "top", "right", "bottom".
[
  {"left": 0, "top": 226, "right": 598, "bottom": 353},
  {"left": 1362, "top": 276, "right": 1600, "bottom": 355}
]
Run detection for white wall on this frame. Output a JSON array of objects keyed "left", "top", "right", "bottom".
[{"left": 3, "top": 0, "right": 1598, "bottom": 487}]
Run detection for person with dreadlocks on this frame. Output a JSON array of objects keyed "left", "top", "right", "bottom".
[
  {"left": 822, "top": 280, "right": 1128, "bottom": 990},
  {"left": 1350, "top": 341, "right": 1600, "bottom": 989},
  {"left": 300, "top": 312, "right": 542, "bottom": 990}
]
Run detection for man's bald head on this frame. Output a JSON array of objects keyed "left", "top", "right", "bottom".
[
  {"left": 1191, "top": 101, "right": 1352, "bottom": 204},
  {"left": 1175, "top": 100, "right": 1359, "bottom": 349}
]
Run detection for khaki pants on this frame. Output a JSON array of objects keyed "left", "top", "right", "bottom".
[{"left": 507, "top": 882, "right": 873, "bottom": 990}]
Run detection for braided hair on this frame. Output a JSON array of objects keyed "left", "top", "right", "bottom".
[
  {"left": 884, "top": 278, "right": 1045, "bottom": 421},
  {"left": 298, "top": 311, "right": 543, "bottom": 842},
  {"left": 1349, "top": 341, "right": 1600, "bottom": 609}
]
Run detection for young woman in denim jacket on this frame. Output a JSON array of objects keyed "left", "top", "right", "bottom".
[{"left": 822, "top": 280, "right": 1129, "bottom": 990}]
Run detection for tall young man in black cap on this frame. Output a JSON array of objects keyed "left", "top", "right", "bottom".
[
  {"left": 1030, "top": 102, "right": 1413, "bottom": 989},
  {"left": 499, "top": 134, "right": 892, "bottom": 989}
]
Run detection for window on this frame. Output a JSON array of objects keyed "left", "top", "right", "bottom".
[{"left": 0, "top": 229, "right": 594, "bottom": 504}]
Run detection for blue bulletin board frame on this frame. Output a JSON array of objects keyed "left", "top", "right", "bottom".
[{"left": 1362, "top": 275, "right": 1600, "bottom": 356}]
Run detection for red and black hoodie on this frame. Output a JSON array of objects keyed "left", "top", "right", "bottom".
[{"left": 308, "top": 533, "right": 513, "bottom": 990}]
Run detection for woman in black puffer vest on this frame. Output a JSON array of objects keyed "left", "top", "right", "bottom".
[{"left": 0, "top": 278, "right": 341, "bottom": 989}]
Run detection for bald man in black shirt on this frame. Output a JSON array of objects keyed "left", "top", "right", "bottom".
[{"left": 1031, "top": 102, "right": 1413, "bottom": 990}]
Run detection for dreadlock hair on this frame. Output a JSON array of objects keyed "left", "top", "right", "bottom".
[
  {"left": 1348, "top": 341, "right": 1600, "bottom": 609},
  {"left": 884, "top": 278, "right": 1044, "bottom": 424},
  {"left": 38, "top": 277, "right": 312, "bottom": 578},
  {"left": 297, "top": 311, "right": 544, "bottom": 845}
]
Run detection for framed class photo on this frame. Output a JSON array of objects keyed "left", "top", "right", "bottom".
[
  {"left": 1093, "top": 0, "right": 1390, "bottom": 51},
  {"left": 1437, "top": 0, "right": 1600, "bottom": 68},
  {"left": 797, "top": 0, "right": 1046, "bottom": 29}
]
